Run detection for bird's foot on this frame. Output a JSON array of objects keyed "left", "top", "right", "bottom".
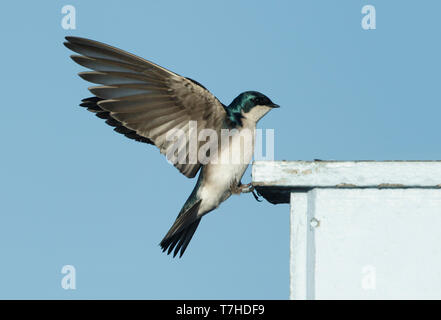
[
  {"left": 231, "top": 183, "right": 263, "bottom": 202},
  {"left": 243, "top": 183, "right": 264, "bottom": 202},
  {"left": 231, "top": 183, "right": 254, "bottom": 194},
  {"left": 240, "top": 183, "right": 254, "bottom": 193}
]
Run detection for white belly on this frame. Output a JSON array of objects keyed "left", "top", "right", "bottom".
[{"left": 196, "top": 127, "right": 255, "bottom": 216}]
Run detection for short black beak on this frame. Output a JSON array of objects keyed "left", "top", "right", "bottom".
[{"left": 269, "top": 103, "right": 280, "bottom": 108}]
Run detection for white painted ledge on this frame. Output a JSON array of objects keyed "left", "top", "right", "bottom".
[
  {"left": 253, "top": 160, "right": 441, "bottom": 189},
  {"left": 252, "top": 161, "right": 441, "bottom": 300}
]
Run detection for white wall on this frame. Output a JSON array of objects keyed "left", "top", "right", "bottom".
[
  {"left": 252, "top": 161, "right": 441, "bottom": 300},
  {"left": 290, "top": 188, "right": 441, "bottom": 300}
]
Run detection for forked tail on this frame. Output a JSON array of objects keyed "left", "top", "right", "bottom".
[{"left": 160, "top": 199, "right": 202, "bottom": 258}]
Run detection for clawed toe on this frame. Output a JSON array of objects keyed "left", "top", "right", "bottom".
[
  {"left": 231, "top": 183, "right": 254, "bottom": 194},
  {"left": 240, "top": 183, "right": 254, "bottom": 193},
  {"left": 231, "top": 182, "right": 263, "bottom": 202}
]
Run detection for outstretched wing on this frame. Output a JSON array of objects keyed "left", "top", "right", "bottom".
[{"left": 65, "top": 36, "right": 226, "bottom": 178}]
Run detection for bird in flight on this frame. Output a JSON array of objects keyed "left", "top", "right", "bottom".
[{"left": 64, "top": 36, "right": 279, "bottom": 257}]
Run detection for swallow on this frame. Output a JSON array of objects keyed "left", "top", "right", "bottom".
[{"left": 64, "top": 36, "right": 279, "bottom": 257}]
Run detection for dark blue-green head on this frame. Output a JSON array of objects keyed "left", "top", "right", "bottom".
[{"left": 225, "top": 91, "right": 279, "bottom": 127}]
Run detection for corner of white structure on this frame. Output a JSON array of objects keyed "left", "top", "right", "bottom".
[{"left": 290, "top": 190, "right": 316, "bottom": 300}]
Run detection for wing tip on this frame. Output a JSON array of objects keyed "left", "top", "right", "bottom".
[
  {"left": 69, "top": 54, "right": 89, "bottom": 65},
  {"left": 65, "top": 36, "right": 91, "bottom": 44}
]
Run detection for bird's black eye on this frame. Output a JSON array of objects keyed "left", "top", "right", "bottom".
[{"left": 255, "top": 97, "right": 269, "bottom": 105}]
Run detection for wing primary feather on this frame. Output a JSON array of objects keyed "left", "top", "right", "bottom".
[
  {"left": 66, "top": 36, "right": 227, "bottom": 179},
  {"left": 78, "top": 96, "right": 154, "bottom": 145}
]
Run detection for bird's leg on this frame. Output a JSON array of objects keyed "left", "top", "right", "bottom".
[
  {"left": 231, "top": 182, "right": 263, "bottom": 201},
  {"left": 239, "top": 183, "right": 254, "bottom": 193},
  {"left": 231, "top": 181, "right": 254, "bottom": 194},
  {"left": 231, "top": 183, "right": 243, "bottom": 195}
]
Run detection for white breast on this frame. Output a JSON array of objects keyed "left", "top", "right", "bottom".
[{"left": 197, "top": 125, "right": 256, "bottom": 216}]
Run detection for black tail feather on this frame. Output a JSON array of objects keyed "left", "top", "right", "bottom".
[
  {"left": 161, "top": 218, "right": 201, "bottom": 258},
  {"left": 160, "top": 200, "right": 202, "bottom": 258}
]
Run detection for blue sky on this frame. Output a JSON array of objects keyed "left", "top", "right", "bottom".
[{"left": 0, "top": 1, "right": 440, "bottom": 299}]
